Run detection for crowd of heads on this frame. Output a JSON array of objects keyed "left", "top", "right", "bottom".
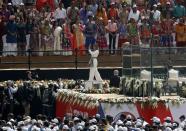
[
  {"left": 0, "top": 0, "right": 186, "bottom": 56},
  {"left": 0, "top": 112, "right": 186, "bottom": 131}
]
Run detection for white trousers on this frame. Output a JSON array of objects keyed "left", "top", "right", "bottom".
[
  {"left": 88, "top": 67, "right": 103, "bottom": 82},
  {"left": 4, "top": 43, "right": 17, "bottom": 56},
  {"left": 54, "top": 35, "right": 61, "bottom": 55},
  {"left": 26, "top": 34, "right": 30, "bottom": 50}
]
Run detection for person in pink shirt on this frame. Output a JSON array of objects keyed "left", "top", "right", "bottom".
[{"left": 106, "top": 17, "right": 118, "bottom": 55}]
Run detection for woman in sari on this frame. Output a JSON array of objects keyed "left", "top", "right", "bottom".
[
  {"left": 72, "top": 20, "right": 85, "bottom": 55},
  {"left": 95, "top": 3, "right": 108, "bottom": 26},
  {"left": 127, "top": 18, "right": 139, "bottom": 45},
  {"left": 40, "top": 19, "right": 53, "bottom": 56},
  {"left": 118, "top": 19, "right": 128, "bottom": 53},
  {"left": 29, "top": 19, "right": 40, "bottom": 56},
  {"left": 61, "top": 19, "right": 73, "bottom": 56},
  {"left": 96, "top": 17, "right": 107, "bottom": 54}
]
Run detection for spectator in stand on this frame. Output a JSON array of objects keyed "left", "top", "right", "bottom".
[
  {"left": 0, "top": 15, "right": 6, "bottom": 56},
  {"left": 96, "top": 17, "right": 107, "bottom": 54},
  {"left": 0, "top": 4, "right": 11, "bottom": 22},
  {"left": 173, "top": 1, "right": 186, "bottom": 19},
  {"left": 72, "top": 19, "right": 85, "bottom": 55},
  {"left": 95, "top": 3, "right": 108, "bottom": 25},
  {"left": 140, "top": 5, "right": 151, "bottom": 20},
  {"left": 25, "top": 17, "right": 33, "bottom": 50},
  {"left": 41, "top": 19, "right": 53, "bottom": 56},
  {"left": 84, "top": 13, "right": 97, "bottom": 50},
  {"left": 160, "top": 18, "right": 167, "bottom": 47},
  {"left": 67, "top": 1, "right": 79, "bottom": 26},
  {"left": 135, "top": 0, "right": 146, "bottom": 10},
  {"left": 15, "top": 3, "right": 26, "bottom": 21},
  {"left": 163, "top": 13, "right": 174, "bottom": 47},
  {"left": 127, "top": 18, "right": 139, "bottom": 45},
  {"left": 128, "top": 4, "right": 140, "bottom": 22},
  {"left": 90, "top": 0, "right": 98, "bottom": 16},
  {"left": 118, "top": 4, "right": 129, "bottom": 25},
  {"left": 16, "top": 17, "right": 26, "bottom": 56},
  {"left": 7, "top": 3, "right": 15, "bottom": 15},
  {"left": 151, "top": 20, "right": 161, "bottom": 47},
  {"left": 1, "top": 0, "right": 186, "bottom": 56},
  {"left": 29, "top": 18, "right": 40, "bottom": 56},
  {"left": 108, "top": 2, "right": 119, "bottom": 20},
  {"left": 151, "top": 4, "right": 161, "bottom": 22},
  {"left": 79, "top": 2, "right": 89, "bottom": 25},
  {"left": 117, "top": 17, "right": 128, "bottom": 52},
  {"left": 139, "top": 16, "right": 151, "bottom": 47},
  {"left": 147, "top": 0, "right": 158, "bottom": 9},
  {"left": 61, "top": 19, "right": 73, "bottom": 56},
  {"left": 106, "top": 17, "right": 118, "bottom": 55},
  {"left": 54, "top": 3, "right": 66, "bottom": 26},
  {"left": 175, "top": 18, "right": 186, "bottom": 48},
  {"left": 161, "top": 1, "right": 174, "bottom": 18},
  {"left": 6, "top": 15, "right": 17, "bottom": 56},
  {"left": 53, "top": 25, "right": 62, "bottom": 55}
]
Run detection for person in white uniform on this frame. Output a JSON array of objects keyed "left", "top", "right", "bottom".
[{"left": 88, "top": 44, "right": 103, "bottom": 82}]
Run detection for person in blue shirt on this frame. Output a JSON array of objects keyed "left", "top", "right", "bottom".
[
  {"left": 84, "top": 12, "right": 97, "bottom": 50},
  {"left": 6, "top": 15, "right": 17, "bottom": 56}
]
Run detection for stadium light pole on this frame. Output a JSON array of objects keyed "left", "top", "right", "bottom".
[{"left": 150, "top": 45, "right": 153, "bottom": 97}]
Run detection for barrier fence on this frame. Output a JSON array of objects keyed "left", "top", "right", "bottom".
[
  {"left": 0, "top": 49, "right": 122, "bottom": 70},
  {"left": 0, "top": 47, "right": 186, "bottom": 71}
]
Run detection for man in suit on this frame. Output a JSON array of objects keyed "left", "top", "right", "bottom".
[
  {"left": 4, "top": 81, "right": 18, "bottom": 114},
  {"left": 110, "top": 70, "right": 120, "bottom": 88}
]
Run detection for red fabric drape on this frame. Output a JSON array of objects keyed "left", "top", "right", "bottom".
[
  {"left": 136, "top": 102, "right": 173, "bottom": 124},
  {"left": 36, "top": 0, "right": 55, "bottom": 11},
  {"left": 56, "top": 100, "right": 98, "bottom": 120}
]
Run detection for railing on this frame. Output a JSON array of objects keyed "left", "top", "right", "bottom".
[
  {"left": 0, "top": 49, "right": 123, "bottom": 70},
  {"left": 122, "top": 45, "right": 186, "bottom": 76}
]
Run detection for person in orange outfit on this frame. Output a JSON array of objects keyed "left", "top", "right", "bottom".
[
  {"left": 175, "top": 18, "right": 186, "bottom": 47},
  {"left": 72, "top": 20, "right": 85, "bottom": 55},
  {"left": 95, "top": 3, "right": 108, "bottom": 26},
  {"left": 61, "top": 19, "right": 73, "bottom": 56},
  {"left": 108, "top": 2, "right": 119, "bottom": 20}
]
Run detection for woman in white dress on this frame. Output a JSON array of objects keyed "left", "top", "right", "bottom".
[{"left": 88, "top": 44, "right": 103, "bottom": 82}]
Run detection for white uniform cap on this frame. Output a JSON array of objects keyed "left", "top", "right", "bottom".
[
  {"left": 62, "top": 125, "right": 69, "bottom": 130},
  {"left": 73, "top": 117, "right": 79, "bottom": 121},
  {"left": 116, "top": 120, "right": 123, "bottom": 125}
]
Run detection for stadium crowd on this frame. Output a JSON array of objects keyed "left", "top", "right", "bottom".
[{"left": 0, "top": 0, "right": 186, "bottom": 56}]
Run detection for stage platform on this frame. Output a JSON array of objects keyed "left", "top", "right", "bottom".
[{"left": 56, "top": 89, "right": 186, "bottom": 124}]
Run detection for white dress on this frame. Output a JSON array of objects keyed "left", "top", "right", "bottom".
[
  {"left": 88, "top": 48, "right": 103, "bottom": 82},
  {"left": 54, "top": 26, "right": 62, "bottom": 55}
]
